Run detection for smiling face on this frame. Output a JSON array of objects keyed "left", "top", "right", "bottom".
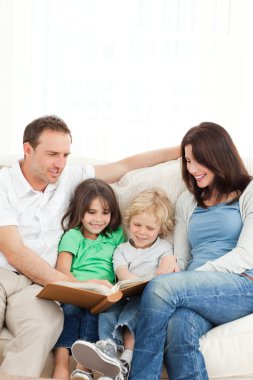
[
  {"left": 21, "top": 129, "right": 71, "bottom": 191},
  {"left": 129, "top": 211, "right": 161, "bottom": 249},
  {"left": 184, "top": 144, "right": 215, "bottom": 188},
  {"left": 81, "top": 197, "right": 111, "bottom": 240}
]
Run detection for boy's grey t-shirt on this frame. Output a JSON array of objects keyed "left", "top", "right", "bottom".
[{"left": 113, "top": 237, "right": 173, "bottom": 278}]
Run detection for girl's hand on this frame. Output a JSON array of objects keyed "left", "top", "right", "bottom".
[
  {"left": 156, "top": 255, "right": 180, "bottom": 275},
  {"left": 82, "top": 279, "right": 113, "bottom": 288}
]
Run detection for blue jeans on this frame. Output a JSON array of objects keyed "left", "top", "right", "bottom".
[
  {"left": 129, "top": 271, "right": 253, "bottom": 380},
  {"left": 99, "top": 296, "right": 140, "bottom": 347},
  {"left": 54, "top": 303, "right": 99, "bottom": 349}
]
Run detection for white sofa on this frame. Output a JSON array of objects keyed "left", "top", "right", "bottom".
[{"left": 1, "top": 155, "right": 253, "bottom": 379}]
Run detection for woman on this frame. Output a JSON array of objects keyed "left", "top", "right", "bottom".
[{"left": 129, "top": 122, "right": 253, "bottom": 380}]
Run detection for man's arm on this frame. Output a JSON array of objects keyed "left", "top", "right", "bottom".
[
  {"left": 94, "top": 146, "right": 180, "bottom": 183},
  {"left": 0, "top": 226, "right": 73, "bottom": 286}
]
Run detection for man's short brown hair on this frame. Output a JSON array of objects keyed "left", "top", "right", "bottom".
[{"left": 23, "top": 115, "right": 72, "bottom": 148}]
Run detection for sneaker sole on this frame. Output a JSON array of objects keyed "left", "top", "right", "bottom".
[
  {"left": 70, "top": 374, "right": 92, "bottom": 380},
  {"left": 72, "top": 340, "right": 121, "bottom": 377}
]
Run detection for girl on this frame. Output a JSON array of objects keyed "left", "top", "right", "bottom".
[
  {"left": 52, "top": 178, "right": 124, "bottom": 380},
  {"left": 71, "top": 188, "right": 178, "bottom": 380},
  {"left": 129, "top": 122, "right": 253, "bottom": 380}
]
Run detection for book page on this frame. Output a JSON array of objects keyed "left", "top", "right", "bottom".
[
  {"left": 111, "top": 276, "right": 153, "bottom": 292},
  {"left": 54, "top": 281, "right": 113, "bottom": 295}
]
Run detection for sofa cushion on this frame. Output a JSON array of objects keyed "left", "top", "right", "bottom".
[
  {"left": 201, "top": 313, "right": 253, "bottom": 379},
  {"left": 111, "top": 159, "right": 186, "bottom": 242}
]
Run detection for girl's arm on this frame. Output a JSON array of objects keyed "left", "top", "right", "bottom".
[
  {"left": 56, "top": 251, "right": 113, "bottom": 288},
  {"left": 56, "top": 251, "right": 78, "bottom": 281},
  {"left": 156, "top": 255, "right": 180, "bottom": 275}
]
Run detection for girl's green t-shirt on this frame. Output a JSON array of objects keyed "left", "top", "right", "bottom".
[{"left": 58, "top": 226, "right": 125, "bottom": 284}]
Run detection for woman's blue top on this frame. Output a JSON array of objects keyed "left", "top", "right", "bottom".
[{"left": 188, "top": 201, "right": 242, "bottom": 271}]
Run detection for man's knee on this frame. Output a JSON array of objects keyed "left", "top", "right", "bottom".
[{"left": 40, "top": 301, "right": 64, "bottom": 338}]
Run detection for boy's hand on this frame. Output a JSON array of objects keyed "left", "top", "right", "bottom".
[{"left": 156, "top": 255, "right": 180, "bottom": 275}]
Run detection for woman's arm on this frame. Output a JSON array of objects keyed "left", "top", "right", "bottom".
[{"left": 173, "top": 191, "right": 195, "bottom": 271}]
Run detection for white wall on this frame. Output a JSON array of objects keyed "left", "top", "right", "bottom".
[{"left": 0, "top": 0, "right": 253, "bottom": 160}]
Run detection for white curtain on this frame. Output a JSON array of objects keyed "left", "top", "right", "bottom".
[{"left": 0, "top": 0, "right": 253, "bottom": 160}]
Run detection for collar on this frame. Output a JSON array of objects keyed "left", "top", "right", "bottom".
[
  {"left": 10, "top": 161, "right": 58, "bottom": 197},
  {"left": 127, "top": 236, "right": 161, "bottom": 251}
]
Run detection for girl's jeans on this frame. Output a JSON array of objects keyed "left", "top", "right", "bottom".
[
  {"left": 129, "top": 271, "right": 253, "bottom": 380},
  {"left": 99, "top": 296, "right": 140, "bottom": 347},
  {"left": 54, "top": 303, "right": 99, "bottom": 349}
]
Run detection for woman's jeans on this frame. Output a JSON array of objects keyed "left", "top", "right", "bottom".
[
  {"left": 129, "top": 271, "right": 253, "bottom": 380},
  {"left": 99, "top": 296, "right": 140, "bottom": 347}
]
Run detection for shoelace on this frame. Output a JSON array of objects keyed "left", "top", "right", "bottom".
[{"left": 115, "top": 361, "right": 129, "bottom": 380}]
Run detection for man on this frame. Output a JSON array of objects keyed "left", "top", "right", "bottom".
[{"left": 0, "top": 115, "right": 179, "bottom": 376}]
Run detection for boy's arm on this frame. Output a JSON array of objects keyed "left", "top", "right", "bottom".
[
  {"left": 94, "top": 146, "right": 180, "bottom": 183},
  {"left": 156, "top": 255, "right": 180, "bottom": 275},
  {"left": 115, "top": 265, "right": 139, "bottom": 281}
]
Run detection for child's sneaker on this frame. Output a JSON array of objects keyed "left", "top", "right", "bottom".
[
  {"left": 96, "top": 339, "right": 118, "bottom": 358},
  {"left": 72, "top": 339, "right": 121, "bottom": 378},
  {"left": 70, "top": 369, "right": 93, "bottom": 380},
  {"left": 120, "top": 359, "right": 131, "bottom": 380},
  {"left": 97, "top": 360, "right": 130, "bottom": 380}
]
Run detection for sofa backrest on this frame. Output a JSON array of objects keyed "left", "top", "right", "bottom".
[
  {"left": 110, "top": 156, "right": 253, "bottom": 240},
  {"left": 111, "top": 159, "right": 186, "bottom": 242},
  {"left": 1, "top": 154, "right": 253, "bottom": 240},
  {"left": 111, "top": 159, "right": 185, "bottom": 214}
]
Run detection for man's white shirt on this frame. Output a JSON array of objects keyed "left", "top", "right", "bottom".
[{"left": 0, "top": 161, "right": 94, "bottom": 271}]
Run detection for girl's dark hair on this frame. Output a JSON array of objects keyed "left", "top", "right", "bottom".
[
  {"left": 62, "top": 178, "right": 122, "bottom": 234},
  {"left": 181, "top": 122, "right": 251, "bottom": 207}
]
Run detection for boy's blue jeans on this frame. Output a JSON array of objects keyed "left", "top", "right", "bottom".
[
  {"left": 99, "top": 296, "right": 140, "bottom": 347},
  {"left": 129, "top": 271, "right": 253, "bottom": 380}
]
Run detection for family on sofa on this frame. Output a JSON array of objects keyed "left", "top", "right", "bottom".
[{"left": 1, "top": 115, "right": 253, "bottom": 380}]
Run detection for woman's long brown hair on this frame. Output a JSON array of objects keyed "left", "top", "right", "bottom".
[{"left": 181, "top": 122, "right": 251, "bottom": 207}]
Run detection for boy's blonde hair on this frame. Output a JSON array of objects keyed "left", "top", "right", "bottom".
[{"left": 124, "top": 188, "right": 174, "bottom": 239}]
